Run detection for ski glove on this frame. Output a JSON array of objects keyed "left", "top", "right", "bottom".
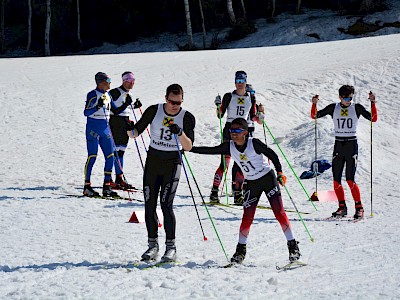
[
  {"left": 126, "top": 120, "right": 135, "bottom": 131},
  {"left": 125, "top": 94, "right": 133, "bottom": 105},
  {"left": 277, "top": 172, "right": 287, "bottom": 186},
  {"left": 369, "top": 91, "right": 376, "bottom": 103},
  {"left": 169, "top": 124, "right": 183, "bottom": 136},
  {"left": 96, "top": 97, "right": 104, "bottom": 109},
  {"left": 215, "top": 95, "right": 222, "bottom": 106},
  {"left": 134, "top": 98, "right": 143, "bottom": 109},
  {"left": 257, "top": 113, "right": 265, "bottom": 122},
  {"left": 246, "top": 84, "right": 255, "bottom": 95}
]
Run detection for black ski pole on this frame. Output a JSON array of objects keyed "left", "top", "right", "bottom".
[
  {"left": 182, "top": 151, "right": 230, "bottom": 262},
  {"left": 173, "top": 134, "right": 208, "bottom": 241}
]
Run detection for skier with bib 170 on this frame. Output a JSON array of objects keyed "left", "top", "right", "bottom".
[
  {"left": 83, "top": 72, "right": 122, "bottom": 198},
  {"left": 191, "top": 117, "right": 301, "bottom": 264},
  {"left": 311, "top": 85, "right": 378, "bottom": 219},
  {"left": 211, "top": 71, "right": 262, "bottom": 205}
]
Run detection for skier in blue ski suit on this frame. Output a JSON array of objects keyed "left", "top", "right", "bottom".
[{"left": 83, "top": 72, "right": 121, "bottom": 198}]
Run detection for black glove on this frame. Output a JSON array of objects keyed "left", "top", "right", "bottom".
[
  {"left": 169, "top": 124, "right": 183, "bottom": 136},
  {"left": 125, "top": 94, "right": 133, "bottom": 105},
  {"left": 134, "top": 98, "right": 142, "bottom": 109},
  {"left": 126, "top": 120, "right": 135, "bottom": 131},
  {"left": 96, "top": 97, "right": 104, "bottom": 109}
]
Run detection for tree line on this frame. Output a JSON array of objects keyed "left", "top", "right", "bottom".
[{"left": 0, "top": 0, "right": 386, "bottom": 56}]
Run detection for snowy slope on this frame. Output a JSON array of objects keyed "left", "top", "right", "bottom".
[{"left": 1, "top": 34, "right": 400, "bottom": 299}]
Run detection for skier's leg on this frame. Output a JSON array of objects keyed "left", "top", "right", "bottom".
[
  {"left": 84, "top": 128, "right": 100, "bottom": 183},
  {"left": 99, "top": 129, "right": 115, "bottom": 183},
  {"left": 159, "top": 162, "right": 181, "bottom": 240},
  {"left": 143, "top": 155, "right": 162, "bottom": 239},
  {"left": 332, "top": 142, "right": 347, "bottom": 216}
]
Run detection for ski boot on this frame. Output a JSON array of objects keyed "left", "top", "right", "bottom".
[
  {"left": 83, "top": 183, "right": 100, "bottom": 197},
  {"left": 354, "top": 202, "right": 364, "bottom": 219},
  {"left": 233, "top": 191, "right": 244, "bottom": 205},
  {"left": 141, "top": 238, "right": 159, "bottom": 261},
  {"left": 231, "top": 243, "right": 246, "bottom": 264},
  {"left": 115, "top": 174, "right": 134, "bottom": 190},
  {"left": 332, "top": 200, "right": 347, "bottom": 218},
  {"left": 287, "top": 239, "right": 301, "bottom": 262},
  {"left": 161, "top": 239, "right": 177, "bottom": 263},
  {"left": 209, "top": 188, "right": 219, "bottom": 203},
  {"left": 102, "top": 182, "right": 120, "bottom": 198},
  {"left": 109, "top": 178, "right": 117, "bottom": 189}
]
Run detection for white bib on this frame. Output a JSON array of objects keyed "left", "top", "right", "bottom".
[
  {"left": 88, "top": 90, "right": 112, "bottom": 120},
  {"left": 230, "top": 138, "right": 271, "bottom": 180},
  {"left": 150, "top": 103, "right": 186, "bottom": 151},
  {"left": 332, "top": 103, "right": 359, "bottom": 137},
  {"left": 110, "top": 87, "right": 132, "bottom": 117},
  {"left": 226, "top": 93, "right": 252, "bottom": 122}
]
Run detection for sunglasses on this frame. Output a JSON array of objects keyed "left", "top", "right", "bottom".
[
  {"left": 343, "top": 97, "right": 352, "bottom": 102},
  {"left": 167, "top": 99, "right": 183, "bottom": 106},
  {"left": 229, "top": 128, "right": 246, "bottom": 133},
  {"left": 235, "top": 79, "right": 246, "bottom": 84},
  {"left": 124, "top": 79, "right": 135, "bottom": 84},
  {"left": 106, "top": 78, "right": 111, "bottom": 83}
]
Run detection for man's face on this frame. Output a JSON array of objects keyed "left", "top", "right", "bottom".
[
  {"left": 339, "top": 93, "right": 354, "bottom": 107},
  {"left": 99, "top": 78, "right": 111, "bottom": 91},
  {"left": 123, "top": 79, "right": 135, "bottom": 90},
  {"left": 165, "top": 92, "right": 183, "bottom": 114},
  {"left": 229, "top": 124, "right": 247, "bottom": 143},
  {"left": 235, "top": 79, "right": 246, "bottom": 89}
]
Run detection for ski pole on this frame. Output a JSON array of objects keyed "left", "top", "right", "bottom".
[
  {"left": 262, "top": 120, "right": 317, "bottom": 211},
  {"left": 312, "top": 102, "right": 319, "bottom": 201},
  {"left": 217, "top": 100, "right": 229, "bottom": 204},
  {"left": 173, "top": 134, "right": 208, "bottom": 241},
  {"left": 282, "top": 184, "right": 314, "bottom": 242},
  {"left": 369, "top": 91, "right": 374, "bottom": 217},
  {"left": 132, "top": 133, "right": 145, "bottom": 170},
  {"left": 131, "top": 105, "right": 148, "bottom": 152},
  {"left": 138, "top": 106, "right": 151, "bottom": 138},
  {"left": 182, "top": 151, "right": 230, "bottom": 262}
]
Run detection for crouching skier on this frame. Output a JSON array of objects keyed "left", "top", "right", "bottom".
[{"left": 190, "top": 117, "right": 301, "bottom": 264}]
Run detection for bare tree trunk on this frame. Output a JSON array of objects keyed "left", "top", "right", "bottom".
[
  {"left": 0, "top": 0, "right": 5, "bottom": 53},
  {"left": 44, "top": 0, "right": 51, "bottom": 56},
  {"left": 27, "top": 0, "right": 32, "bottom": 51},
  {"left": 296, "top": 0, "right": 301, "bottom": 13},
  {"left": 240, "top": 0, "right": 246, "bottom": 19},
  {"left": 184, "top": 0, "right": 193, "bottom": 49},
  {"left": 227, "top": 0, "right": 236, "bottom": 24},
  {"left": 360, "top": 0, "right": 375, "bottom": 12},
  {"left": 77, "top": 0, "right": 82, "bottom": 46},
  {"left": 198, "top": 0, "right": 206, "bottom": 49},
  {"left": 271, "top": 0, "right": 276, "bottom": 18}
]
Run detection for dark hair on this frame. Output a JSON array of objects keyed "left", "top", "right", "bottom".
[
  {"left": 122, "top": 71, "right": 133, "bottom": 77},
  {"left": 339, "top": 85, "right": 355, "bottom": 97},
  {"left": 166, "top": 83, "right": 184, "bottom": 97},
  {"left": 231, "top": 118, "right": 248, "bottom": 130}
]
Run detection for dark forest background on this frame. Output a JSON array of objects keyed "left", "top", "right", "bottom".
[{"left": 0, "top": 0, "right": 389, "bottom": 57}]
